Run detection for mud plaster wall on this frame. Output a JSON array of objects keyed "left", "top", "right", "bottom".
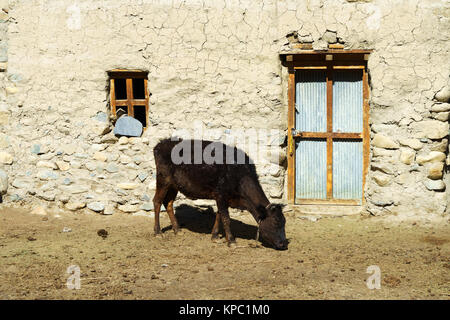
[{"left": 0, "top": 0, "right": 449, "bottom": 218}]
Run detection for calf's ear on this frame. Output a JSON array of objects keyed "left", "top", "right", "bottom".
[{"left": 269, "top": 203, "right": 285, "bottom": 212}]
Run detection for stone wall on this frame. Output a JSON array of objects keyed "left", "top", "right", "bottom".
[
  {"left": 0, "top": 0, "right": 10, "bottom": 201},
  {"left": 0, "top": 0, "right": 449, "bottom": 218}
]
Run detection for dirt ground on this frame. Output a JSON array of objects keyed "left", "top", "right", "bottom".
[{"left": 0, "top": 205, "right": 449, "bottom": 300}]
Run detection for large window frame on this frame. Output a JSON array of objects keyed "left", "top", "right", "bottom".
[{"left": 283, "top": 50, "right": 371, "bottom": 205}]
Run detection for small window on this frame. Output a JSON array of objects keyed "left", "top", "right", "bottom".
[{"left": 108, "top": 70, "right": 149, "bottom": 129}]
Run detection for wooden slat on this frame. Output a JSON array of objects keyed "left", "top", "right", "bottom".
[
  {"left": 296, "top": 198, "right": 360, "bottom": 206},
  {"left": 293, "top": 132, "right": 362, "bottom": 139},
  {"left": 294, "top": 66, "right": 327, "bottom": 70},
  {"left": 287, "top": 60, "right": 367, "bottom": 66},
  {"left": 287, "top": 63, "right": 366, "bottom": 69},
  {"left": 144, "top": 79, "right": 149, "bottom": 130},
  {"left": 109, "top": 69, "right": 148, "bottom": 72},
  {"left": 333, "top": 65, "right": 365, "bottom": 69},
  {"left": 116, "top": 99, "right": 147, "bottom": 106},
  {"left": 322, "top": 49, "right": 372, "bottom": 54},
  {"left": 328, "top": 44, "right": 345, "bottom": 49},
  {"left": 362, "top": 68, "right": 370, "bottom": 204},
  {"left": 130, "top": 99, "right": 148, "bottom": 105},
  {"left": 292, "top": 43, "right": 313, "bottom": 50},
  {"left": 115, "top": 100, "right": 128, "bottom": 106},
  {"left": 287, "top": 69, "right": 296, "bottom": 204},
  {"left": 326, "top": 65, "right": 333, "bottom": 199},
  {"left": 326, "top": 137, "right": 333, "bottom": 199},
  {"left": 126, "top": 78, "right": 133, "bottom": 117},
  {"left": 110, "top": 79, "right": 116, "bottom": 116}
]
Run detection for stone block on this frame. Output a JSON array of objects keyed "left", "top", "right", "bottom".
[
  {"left": 399, "top": 149, "right": 415, "bottom": 165},
  {"left": 423, "top": 179, "right": 445, "bottom": 191},
  {"left": 113, "top": 116, "right": 143, "bottom": 137},
  {"left": 416, "top": 152, "right": 446, "bottom": 165},
  {"left": 372, "top": 134, "right": 399, "bottom": 149},
  {"left": 427, "top": 162, "right": 444, "bottom": 180}
]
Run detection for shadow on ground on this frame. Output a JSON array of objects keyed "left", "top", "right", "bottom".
[{"left": 161, "top": 204, "right": 258, "bottom": 240}]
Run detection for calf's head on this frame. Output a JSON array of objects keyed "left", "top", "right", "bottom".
[{"left": 257, "top": 204, "right": 288, "bottom": 250}]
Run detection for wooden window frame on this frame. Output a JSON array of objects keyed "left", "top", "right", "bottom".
[
  {"left": 283, "top": 51, "right": 371, "bottom": 206},
  {"left": 108, "top": 69, "right": 150, "bottom": 130}
]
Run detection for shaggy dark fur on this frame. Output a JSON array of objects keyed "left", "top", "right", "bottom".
[{"left": 152, "top": 138, "right": 288, "bottom": 250}]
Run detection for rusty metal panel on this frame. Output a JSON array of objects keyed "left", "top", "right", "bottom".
[
  {"left": 295, "top": 139, "right": 327, "bottom": 199},
  {"left": 295, "top": 70, "right": 327, "bottom": 132},
  {"left": 332, "top": 140, "right": 363, "bottom": 201},
  {"left": 332, "top": 70, "right": 363, "bottom": 133}
]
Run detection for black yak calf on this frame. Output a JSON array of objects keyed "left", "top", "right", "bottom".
[{"left": 152, "top": 138, "right": 288, "bottom": 250}]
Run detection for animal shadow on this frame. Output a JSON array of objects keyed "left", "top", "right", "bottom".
[{"left": 161, "top": 204, "right": 258, "bottom": 241}]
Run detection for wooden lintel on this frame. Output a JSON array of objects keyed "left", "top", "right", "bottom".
[
  {"left": 108, "top": 69, "right": 148, "bottom": 73},
  {"left": 107, "top": 70, "right": 149, "bottom": 79},
  {"left": 280, "top": 49, "right": 373, "bottom": 55}
]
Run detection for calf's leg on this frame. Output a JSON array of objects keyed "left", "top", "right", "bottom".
[
  {"left": 217, "top": 199, "right": 235, "bottom": 246},
  {"left": 163, "top": 187, "right": 180, "bottom": 234},
  {"left": 153, "top": 183, "right": 169, "bottom": 235},
  {"left": 211, "top": 212, "right": 221, "bottom": 241}
]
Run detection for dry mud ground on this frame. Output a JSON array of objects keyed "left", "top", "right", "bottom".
[{"left": 0, "top": 205, "right": 449, "bottom": 300}]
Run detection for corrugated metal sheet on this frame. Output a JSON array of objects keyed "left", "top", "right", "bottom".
[
  {"left": 332, "top": 70, "right": 363, "bottom": 133},
  {"left": 332, "top": 140, "right": 363, "bottom": 201},
  {"left": 295, "top": 139, "right": 327, "bottom": 199},
  {"left": 295, "top": 71, "right": 327, "bottom": 132}
]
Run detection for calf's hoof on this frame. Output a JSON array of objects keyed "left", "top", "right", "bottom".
[
  {"left": 174, "top": 228, "right": 184, "bottom": 235},
  {"left": 227, "top": 240, "right": 237, "bottom": 248},
  {"left": 211, "top": 235, "right": 225, "bottom": 243},
  {"left": 153, "top": 231, "right": 163, "bottom": 238},
  {"left": 211, "top": 233, "right": 219, "bottom": 241}
]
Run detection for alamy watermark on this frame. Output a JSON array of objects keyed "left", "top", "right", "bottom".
[
  {"left": 169, "top": 120, "right": 284, "bottom": 166},
  {"left": 366, "top": 265, "right": 381, "bottom": 290},
  {"left": 66, "top": 265, "right": 81, "bottom": 290}
]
